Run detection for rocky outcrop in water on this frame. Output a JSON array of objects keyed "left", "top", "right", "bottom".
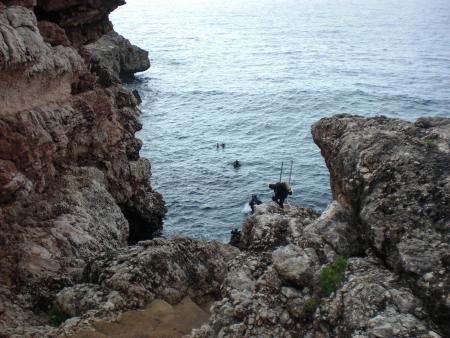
[
  {"left": 87, "top": 31, "right": 150, "bottom": 86},
  {"left": 0, "top": 1, "right": 164, "bottom": 336}
]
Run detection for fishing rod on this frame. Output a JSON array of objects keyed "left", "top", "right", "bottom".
[
  {"left": 288, "top": 160, "right": 293, "bottom": 186},
  {"left": 279, "top": 161, "right": 284, "bottom": 182}
]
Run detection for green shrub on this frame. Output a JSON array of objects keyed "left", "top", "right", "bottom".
[
  {"left": 424, "top": 139, "right": 436, "bottom": 147},
  {"left": 320, "top": 256, "right": 348, "bottom": 297},
  {"left": 333, "top": 256, "right": 348, "bottom": 272},
  {"left": 304, "top": 298, "right": 319, "bottom": 313},
  {"left": 48, "top": 304, "right": 69, "bottom": 327}
]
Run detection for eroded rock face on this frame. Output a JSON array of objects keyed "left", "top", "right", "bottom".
[
  {"left": 0, "top": 6, "right": 85, "bottom": 114},
  {"left": 189, "top": 115, "right": 449, "bottom": 338},
  {"left": 312, "top": 115, "right": 450, "bottom": 333},
  {"left": 51, "top": 237, "right": 239, "bottom": 336},
  {"left": 34, "top": 0, "right": 125, "bottom": 46},
  {"left": 87, "top": 31, "right": 151, "bottom": 85},
  {"left": 0, "top": 2, "right": 165, "bottom": 336},
  {"left": 190, "top": 204, "right": 442, "bottom": 338}
]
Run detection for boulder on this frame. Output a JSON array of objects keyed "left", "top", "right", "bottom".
[{"left": 272, "top": 245, "right": 319, "bottom": 287}]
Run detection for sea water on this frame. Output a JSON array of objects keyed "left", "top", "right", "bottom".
[{"left": 111, "top": 0, "right": 450, "bottom": 241}]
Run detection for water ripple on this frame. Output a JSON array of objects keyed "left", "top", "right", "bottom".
[{"left": 112, "top": 0, "right": 450, "bottom": 242}]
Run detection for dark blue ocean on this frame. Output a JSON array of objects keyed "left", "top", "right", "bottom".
[{"left": 111, "top": 0, "right": 450, "bottom": 241}]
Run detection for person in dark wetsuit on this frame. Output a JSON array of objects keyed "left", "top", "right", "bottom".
[
  {"left": 233, "top": 160, "right": 241, "bottom": 169},
  {"left": 269, "top": 182, "right": 292, "bottom": 208},
  {"left": 230, "top": 228, "right": 241, "bottom": 247},
  {"left": 249, "top": 194, "right": 262, "bottom": 213}
]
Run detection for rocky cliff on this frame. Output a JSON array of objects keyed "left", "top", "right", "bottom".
[
  {"left": 0, "top": 1, "right": 165, "bottom": 335},
  {"left": 1, "top": 2, "right": 449, "bottom": 338},
  {"left": 188, "top": 115, "right": 449, "bottom": 338},
  {"left": 11, "top": 115, "right": 445, "bottom": 338}
]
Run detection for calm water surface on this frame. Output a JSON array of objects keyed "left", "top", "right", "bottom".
[{"left": 111, "top": 0, "right": 450, "bottom": 241}]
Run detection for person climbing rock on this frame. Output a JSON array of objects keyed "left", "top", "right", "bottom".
[
  {"left": 249, "top": 194, "right": 262, "bottom": 213},
  {"left": 229, "top": 228, "right": 241, "bottom": 247},
  {"left": 233, "top": 160, "right": 241, "bottom": 169},
  {"left": 269, "top": 182, "right": 292, "bottom": 208}
]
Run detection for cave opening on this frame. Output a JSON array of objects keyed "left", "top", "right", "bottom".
[
  {"left": 121, "top": 205, "right": 160, "bottom": 245},
  {"left": 33, "top": 5, "right": 57, "bottom": 23}
]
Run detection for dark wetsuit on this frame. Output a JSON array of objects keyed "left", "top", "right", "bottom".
[
  {"left": 230, "top": 228, "right": 241, "bottom": 247},
  {"left": 269, "top": 182, "right": 292, "bottom": 208},
  {"left": 249, "top": 194, "right": 262, "bottom": 213}
]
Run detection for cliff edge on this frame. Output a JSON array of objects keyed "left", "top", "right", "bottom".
[
  {"left": 0, "top": 0, "right": 165, "bottom": 334},
  {"left": 21, "top": 115, "right": 447, "bottom": 338},
  {"left": 188, "top": 115, "right": 449, "bottom": 337},
  {"left": 1, "top": 1, "right": 449, "bottom": 337}
]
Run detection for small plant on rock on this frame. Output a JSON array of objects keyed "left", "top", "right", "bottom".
[
  {"left": 303, "top": 298, "right": 320, "bottom": 314},
  {"left": 424, "top": 139, "right": 436, "bottom": 148},
  {"left": 319, "top": 256, "right": 348, "bottom": 297}
]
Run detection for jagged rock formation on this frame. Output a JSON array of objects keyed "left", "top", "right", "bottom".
[
  {"left": 54, "top": 237, "right": 239, "bottom": 336},
  {"left": 189, "top": 115, "right": 449, "bottom": 338},
  {"left": 0, "top": 1, "right": 164, "bottom": 336},
  {"left": 1, "top": 1, "right": 449, "bottom": 337},
  {"left": 38, "top": 115, "right": 449, "bottom": 336},
  {"left": 312, "top": 115, "right": 450, "bottom": 333},
  {"left": 34, "top": 0, "right": 125, "bottom": 46},
  {"left": 87, "top": 31, "right": 150, "bottom": 86}
]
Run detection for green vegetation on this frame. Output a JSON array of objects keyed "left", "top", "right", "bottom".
[
  {"left": 48, "top": 304, "right": 69, "bottom": 327},
  {"left": 303, "top": 298, "right": 320, "bottom": 313},
  {"left": 424, "top": 139, "right": 436, "bottom": 147},
  {"left": 319, "top": 256, "right": 348, "bottom": 297}
]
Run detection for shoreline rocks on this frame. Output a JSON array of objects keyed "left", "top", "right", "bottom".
[{"left": 189, "top": 115, "right": 449, "bottom": 338}]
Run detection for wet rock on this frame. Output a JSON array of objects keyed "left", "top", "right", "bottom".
[{"left": 132, "top": 89, "right": 142, "bottom": 104}]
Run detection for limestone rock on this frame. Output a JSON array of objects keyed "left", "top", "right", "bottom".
[
  {"left": 35, "top": 0, "right": 125, "bottom": 45},
  {"left": 0, "top": 2, "right": 163, "bottom": 336},
  {"left": 312, "top": 114, "right": 450, "bottom": 334},
  {"left": 272, "top": 245, "right": 319, "bottom": 287},
  {"left": 52, "top": 238, "right": 239, "bottom": 336},
  {"left": 0, "top": 6, "right": 85, "bottom": 114},
  {"left": 86, "top": 31, "right": 150, "bottom": 85},
  {"left": 191, "top": 115, "right": 449, "bottom": 338},
  {"left": 240, "top": 204, "right": 319, "bottom": 250}
]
